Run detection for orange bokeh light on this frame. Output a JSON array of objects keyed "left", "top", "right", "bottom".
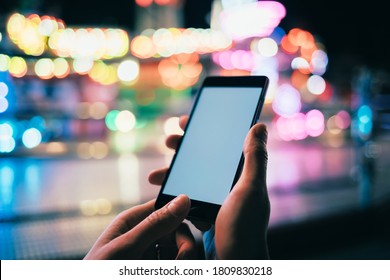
[
  {"left": 158, "top": 53, "right": 202, "bottom": 90},
  {"left": 135, "top": 0, "right": 153, "bottom": 7}
]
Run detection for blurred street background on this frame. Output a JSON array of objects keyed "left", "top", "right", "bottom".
[{"left": 0, "top": 0, "right": 389, "bottom": 259}]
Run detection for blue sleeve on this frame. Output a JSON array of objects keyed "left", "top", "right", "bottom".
[{"left": 202, "top": 225, "right": 216, "bottom": 260}]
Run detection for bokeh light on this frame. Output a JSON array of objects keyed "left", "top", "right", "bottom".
[
  {"left": 9, "top": 57, "right": 28, "bottom": 78},
  {"left": 0, "top": 55, "right": 11, "bottom": 71},
  {"left": 73, "top": 58, "right": 94, "bottom": 74},
  {"left": 0, "top": 97, "right": 9, "bottom": 113},
  {"left": 306, "top": 109, "right": 325, "bottom": 137},
  {"left": 117, "top": 59, "right": 140, "bottom": 83},
  {"left": 105, "top": 110, "right": 120, "bottom": 131},
  {"left": 257, "top": 38, "right": 278, "bottom": 57},
  {"left": 0, "top": 123, "right": 16, "bottom": 153},
  {"left": 307, "top": 75, "right": 326, "bottom": 95},
  {"left": 0, "top": 82, "right": 9, "bottom": 97},
  {"left": 272, "top": 84, "right": 302, "bottom": 117},
  {"left": 22, "top": 128, "right": 42, "bottom": 148},
  {"left": 53, "top": 58, "right": 70, "bottom": 78},
  {"left": 357, "top": 105, "right": 373, "bottom": 137},
  {"left": 35, "top": 58, "right": 54, "bottom": 79},
  {"left": 219, "top": 1, "right": 286, "bottom": 40},
  {"left": 115, "top": 110, "right": 136, "bottom": 132}
]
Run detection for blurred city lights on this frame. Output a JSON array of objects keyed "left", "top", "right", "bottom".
[
  {"left": 0, "top": 97, "right": 8, "bottom": 113},
  {"left": 0, "top": 123, "right": 14, "bottom": 151},
  {"left": 131, "top": 28, "right": 232, "bottom": 58},
  {"left": 335, "top": 110, "right": 351, "bottom": 129},
  {"left": 72, "top": 58, "right": 94, "bottom": 74},
  {"left": 131, "top": 35, "right": 156, "bottom": 59},
  {"left": 327, "top": 115, "right": 342, "bottom": 135},
  {"left": 357, "top": 105, "right": 373, "bottom": 137},
  {"left": 158, "top": 53, "right": 202, "bottom": 89},
  {"left": 53, "top": 58, "right": 70, "bottom": 78},
  {"left": 35, "top": 58, "right": 55, "bottom": 79},
  {"left": 9, "top": 57, "right": 27, "bottom": 78},
  {"left": 89, "top": 102, "right": 108, "bottom": 120},
  {"left": 219, "top": 1, "right": 286, "bottom": 40},
  {"left": 115, "top": 110, "right": 136, "bottom": 132},
  {"left": 275, "top": 109, "right": 325, "bottom": 141},
  {"left": 22, "top": 128, "right": 42, "bottom": 148},
  {"left": 272, "top": 84, "right": 302, "bottom": 117},
  {"left": 112, "top": 132, "right": 136, "bottom": 153},
  {"left": 45, "top": 142, "right": 67, "bottom": 155},
  {"left": 0, "top": 2, "right": 336, "bottom": 152},
  {"left": 136, "top": 0, "right": 154, "bottom": 7},
  {"left": 49, "top": 28, "right": 129, "bottom": 60},
  {"left": 0, "top": 55, "right": 11, "bottom": 71},
  {"left": 7, "top": 13, "right": 46, "bottom": 56},
  {"left": 257, "top": 38, "right": 278, "bottom": 57},
  {"left": 77, "top": 141, "right": 109, "bottom": 160},
  {"left": 80, "top": 198, "right": 112, "bottom": 216},
  {"left": 307, "top": 75, "right": 326, "bottom": 95},
  {"left": 105, "top": 110, "right": 120, "bottom": 131},
  {"left": 306, "top": 109, "right": 325, "bottom": 137},
  {"left": 0, "top": 82, "right": 9, "bottom": 97},
  {"left": 117, "top": 59, "right": 140, "bottom": 83}
]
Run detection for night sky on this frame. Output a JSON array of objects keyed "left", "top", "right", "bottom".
[{"left": 1, "top": 0, "right": 388, "bottom": 84}]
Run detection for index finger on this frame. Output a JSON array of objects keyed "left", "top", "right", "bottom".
[{"left": 116, "top": 195, "right": 191, "bottom": 253}]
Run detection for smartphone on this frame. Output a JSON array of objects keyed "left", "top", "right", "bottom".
[{"left": 155, "top": 76, "right": 269, "bottom": 223}]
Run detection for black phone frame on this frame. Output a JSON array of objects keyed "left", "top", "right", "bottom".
[{"left": 154, "top": 75, "right": 269, "bottom": 223}]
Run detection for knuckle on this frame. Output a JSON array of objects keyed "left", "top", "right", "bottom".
[{"left": 146, "top": 207, "right": 167, "bottom": 225}]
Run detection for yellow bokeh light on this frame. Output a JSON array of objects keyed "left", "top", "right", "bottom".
[
  {"left": 101, "top": 65, "right": 119, "bottom": 85},
  {"left": 88, "top": 62, "right": 119, "bottom": 85},
  {"left": 131, "top": 35, "right": 156, "bottom": 58},
  {"left": 9, "top": 57, "right": 28, "bottom": 78},
  {"left": 35, "top": 58, "right": 54, "bottom": 79},
  {"left": 46, "top": 142, "right": 67, "bottom": 154},
  {"left": 53, "top": 58, "right": 70, "bottom": 78},
  {"left": 7, "top": 13, "right": 46, "bottom": 56},
  {"left": 49, "top": 28, "right": 129, "bottom": 60},
  {"left": 80, "top": 200, "right": 98, "bottom": 216},
  {"left": 95, "top": 198, "right": 112, "bottom": 214},
  {"left": 158, "top": 53, "right": 202, "bottom": 89}
]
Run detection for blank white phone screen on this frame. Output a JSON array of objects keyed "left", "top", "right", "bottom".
[{"left": 162, "top": 86, "right": 263, "bottom": 205}]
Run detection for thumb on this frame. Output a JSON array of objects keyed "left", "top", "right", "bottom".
[
  {"left": 119, "top": 195, "right": 191, "bottom": 252},
  {"left": 236, "top": 123, "right": 268, "bottom": 191}
]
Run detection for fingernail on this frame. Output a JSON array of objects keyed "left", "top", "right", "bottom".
[
  {"left": 167, "top": 195, "right": 190, "bottom": 218},
  {"left": 254, "top": 124, "right": 268, "bottom": 144}
]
